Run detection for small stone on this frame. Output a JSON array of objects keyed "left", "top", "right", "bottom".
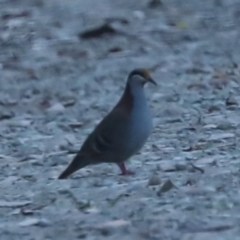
[
  {"left": 147, "top": 174, "right": 161, "bottom": 186},
  {"left": 37, "top": 218, "right": 51, "bottom": 227},
  {"left": 133, "top": 11, "right": 145, "bottom": 20},
  {"left": 9, "top": 209, "right": 21, "bottom": 215},
  {"left": 226, "top": 95, "right": 238, "bottom": 106},
  {"left": 47, "top": 102, "right": 65, "bottom": 112},
  {"left": 157, "top": 179, "right": 175, "bottom": 196}
]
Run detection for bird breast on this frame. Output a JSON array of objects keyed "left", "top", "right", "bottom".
[{"left": 128, "top": 88, "right": 153, "bottom": 153}]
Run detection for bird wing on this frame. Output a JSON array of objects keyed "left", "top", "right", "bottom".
[{"left": 79, "top": 108, "right": 131, "bottom": 161}]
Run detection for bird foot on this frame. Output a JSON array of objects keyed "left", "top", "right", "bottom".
[
  {"left": 119, "top": 170, "right": 135, "bottom": 176},
  {"left": 117, "top": 163, "right": 135, "bottom": 176}
]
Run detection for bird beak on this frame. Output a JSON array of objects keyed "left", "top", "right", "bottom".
[{"left": 148, "top": 78, "right": 157, "bottom": 85}]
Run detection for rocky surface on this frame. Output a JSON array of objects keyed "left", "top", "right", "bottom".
[{"left": 0, "top": 0, "right": 240, "bottom": 239}]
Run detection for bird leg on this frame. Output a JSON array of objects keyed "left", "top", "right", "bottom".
[{"left": 117, "top": 162, "right": 135, "bottom": 175}]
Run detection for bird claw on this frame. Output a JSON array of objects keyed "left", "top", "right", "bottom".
[
  {"left": 119, "top": 170, "right": 135, "bottom": 176},
  {"left": 117, "top": 162, "right": 135, "bottom": 176}
]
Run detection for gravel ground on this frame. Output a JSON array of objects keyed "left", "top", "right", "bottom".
[{"left": 1, "top": 0, "right": 240, "bottom": 239}]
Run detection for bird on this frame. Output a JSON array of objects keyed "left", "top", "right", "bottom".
[{"left": 58, "top": 68, "right": 156, "bottom": 179}]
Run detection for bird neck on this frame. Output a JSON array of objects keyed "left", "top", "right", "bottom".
[{"left": 115, "top": 82, "right": 146, "bottom": 114}]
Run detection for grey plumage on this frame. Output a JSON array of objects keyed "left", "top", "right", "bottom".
[{"left": 58, "top": 68, "right": 156, "bottom": 179}]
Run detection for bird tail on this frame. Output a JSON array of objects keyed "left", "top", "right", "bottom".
[{"left": 58, "top": 154, "right": 90, "bottom": 179}]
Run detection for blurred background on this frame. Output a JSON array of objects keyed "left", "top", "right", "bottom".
[{"left": 0, "top": 0, "right": 240, "bottom": 239}]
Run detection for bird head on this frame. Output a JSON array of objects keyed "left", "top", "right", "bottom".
[
  {"left": 115, "top": 68, "right": 157, "bottom": 112},
  {"left": 127, "top": 68, "right": 157, "bottom": 86}
]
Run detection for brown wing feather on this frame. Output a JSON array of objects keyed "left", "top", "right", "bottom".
[{"left": 79, "top": 108, "right": 130, "bottom": 161}]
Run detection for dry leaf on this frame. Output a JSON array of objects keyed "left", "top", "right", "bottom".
[
  {"left": 107, "top": 193, "right": 129, "bottom": 207},
  {"left": 209, "top": 133, "right": 234, "bottom": 141},
  {"left": 0, "top": 200, "right": 31, "bottom": 208},
  {"left": 209, "top": 76, "right": 229, "bottom": 89},
  {"left": 189, "top": 163, "right": 205, "bottom": 173},
  {"left": 68, "top": 122, "right": 83, "bottom": 129},
  {"left": 96, "top": 220, "right": 130, "bottom": 229},
  {"left": 57, "top": 49, "right": 87, "bottom": 59},
  {"left": 108, "top": 47, "right": 122, "bottom": 53},
  {"left": 79, "top": 23, "right": 117, "bottom": 39},
  {"left": 183, "top": 186, "right": 216, "bottom": 196},
  {"left": 18, "top": 218, "right": 39, "bottom": 227},
  {"left": 188, "top": 82, "right": 208, "bottom": 90},
  {"left": 195, "top": 157, "right": 217, "bottom": 166},
  {"left": 203, "top": 124, "right": 217, "bottom": 129},
  {"left": 175, "top": 21, "right": 188, "bottom": 29},
  {"left": 149, "top": 0, "right": 162, "bottom": 8},
  {"left": 18, "top": 218, "right": 50, "bottom": 227},
  {"left": 2, "top": 10, "right": 31, "bottom": 20}
]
